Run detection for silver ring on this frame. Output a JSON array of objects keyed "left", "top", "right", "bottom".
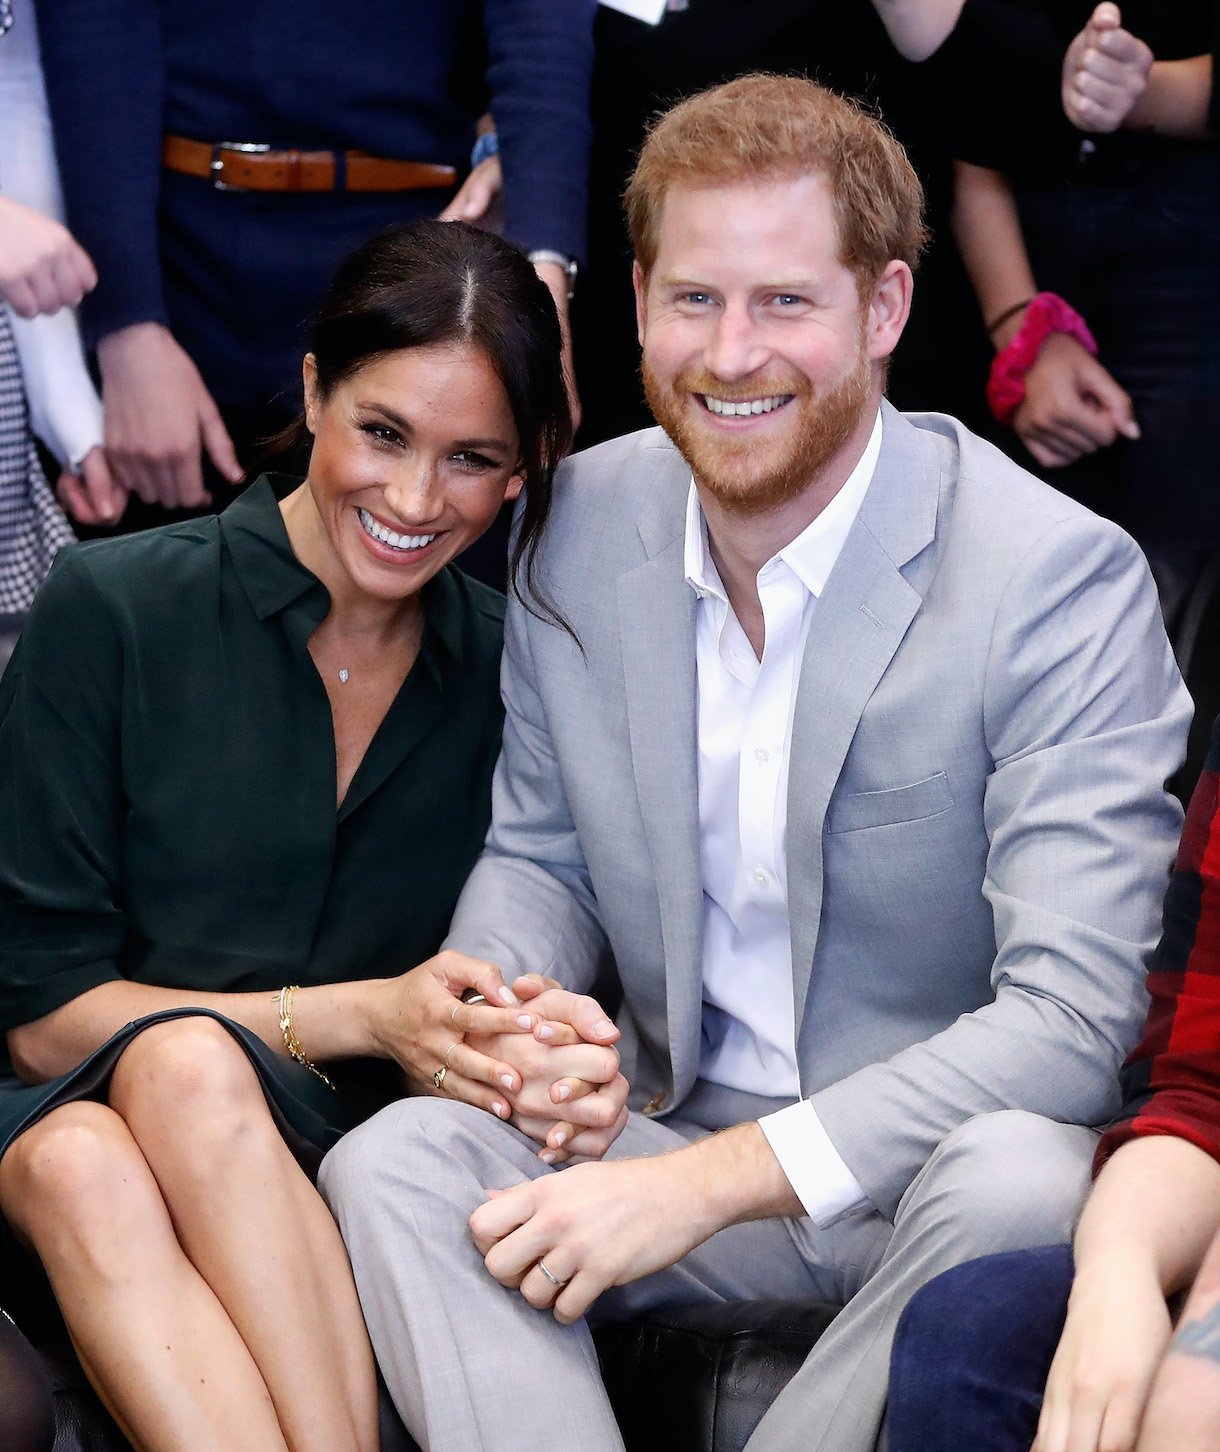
[
  {"left": 443, "top": 1041, "right": 460, "bottom": 1070},
  {"left": 537, "top": 1259, "right": 567, "bottom": 1288},
  {"left": 433, "top": 1065, "right": 448, "bottom": 1092}
]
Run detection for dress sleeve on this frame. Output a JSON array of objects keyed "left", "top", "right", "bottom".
[
  {"left": 482, "top": 0, "right": 596, "bottom": 265},
  {"left": 0, "top": 549, "right": 128, "bottom": 1030},
  {"left": 1095, "top": 712, "right": 1220, "bottom": 1174}
]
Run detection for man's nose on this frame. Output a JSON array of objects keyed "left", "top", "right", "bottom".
[{"left": 704, "top": 300, "right": 769, "bottom": 382}]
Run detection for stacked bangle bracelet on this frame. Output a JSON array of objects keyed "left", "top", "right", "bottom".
[{"left": 278, "top": 984, "right": 336, "bottom": 1091}]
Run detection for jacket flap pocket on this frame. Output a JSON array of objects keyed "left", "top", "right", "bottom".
[{"left": 827, "top": 772, "right": 954, "bottom": 834}]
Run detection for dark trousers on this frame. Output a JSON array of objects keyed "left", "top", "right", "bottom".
[{"left": 887, "top": 1243, "right": 1074, "bottom": 1452}]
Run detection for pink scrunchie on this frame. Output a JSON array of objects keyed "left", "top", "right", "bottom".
[{"left": 986, "top": 292, "right": 1098, "bottom": 427}]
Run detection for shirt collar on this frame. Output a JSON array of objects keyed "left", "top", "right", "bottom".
[
  {"left": 219, "top": 475, "right": 466, "bottom": 663},
  {"left": 683, "top": 408, "right": 883, "bottom": 602}
]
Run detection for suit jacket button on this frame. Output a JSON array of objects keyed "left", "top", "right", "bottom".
[{"left": 642, "top": 1093, "right": 665, "bottom": 1116}]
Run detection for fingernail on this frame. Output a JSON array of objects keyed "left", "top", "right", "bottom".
[
  {"left": 537, "top": 1024, "right": 555, "bottom": 1040},
  {"left": 552, "top": 1131, "right": 567, "bottom": 1148},
  {"left": 593, "top": 1020, "right": 614, "bottom": 1038},
  {"left": 500, "top": 1074, "right": 514, "bottom": 1090},
  {"left": 491, "top": 1101, "right": 507, "bottom": 1118},
  {"left": 555, "top": 1084, "right": 571, "bottom": 1101},
  {"left": 540, "top": 1150, "right": 557, "bottom": 1165},
  {"left": 516, "top": 1014, "right": 533, "bottom": 1029},
  {"left": 497, "top": 986, "right": 519, "bottom": 1005}
]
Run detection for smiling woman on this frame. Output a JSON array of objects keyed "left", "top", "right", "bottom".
[{"left": 0, "top": 220, "right": 606, "bottom": 1451}]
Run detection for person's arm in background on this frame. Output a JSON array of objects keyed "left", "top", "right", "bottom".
[
  {"left": 0, "top": 1, "right": 121, "bottom": 525},
  {"left": 1063, "top": 2, "right": 1214, "bottom": 140},
  {"left": 1034, "top": 717, "right": 1220, "bottom": 1452},
  {"left": 481, "top": 0, "right": 596, "bottom": 430},
  {"left": 950, "top": 158, "right": 1138, "bottom": 468},
  {"left": 36, "top": 0, "right": 240, "bottom": 511}
]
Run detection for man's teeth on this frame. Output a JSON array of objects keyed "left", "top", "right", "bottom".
[
  {"left": 358, "top": 508, "right": 436, "bottom": 552},
  {"left": 701, "top": 395, "right": 791, "bottom": 416}
]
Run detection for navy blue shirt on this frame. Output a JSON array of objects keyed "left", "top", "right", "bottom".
[{"left": 36, "top": 0, "right": 595, "bottom": 403}]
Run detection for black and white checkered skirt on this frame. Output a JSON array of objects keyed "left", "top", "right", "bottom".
[{"left": 0, "top": 305, "right": 75, "bottom": 618}]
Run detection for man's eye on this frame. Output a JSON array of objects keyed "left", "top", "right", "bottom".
[
  {"left": 772, "top": 294, "right": 805, "bottom": 307},
  {"left": 679, "top": 291, "right": 713, "bottom": 306}
]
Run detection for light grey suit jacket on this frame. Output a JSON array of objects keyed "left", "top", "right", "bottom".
[{"left": 447, "top": 403, "right": 1191, "bottom": 1218}]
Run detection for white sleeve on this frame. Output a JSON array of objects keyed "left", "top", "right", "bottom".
[
  {"left": 760, "top": 1100, "right": 869, "bottom": 1227},
  {"left": 0, "top": 0, "right": 103, "bottom": 468}
]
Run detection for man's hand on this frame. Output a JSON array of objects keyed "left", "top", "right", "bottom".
[
  {"left": 55, "top": 446, "right": 127, "bottom": 527},
  {"left": 97, "top": 322, "right": 244, "bottom": 509},
  {"left": 1033, "top": 1261, "right": 1171, "bottom": 1452},
  {"left": 0, "top": 197, "right": 97, "bottom": 318},
  {"left": 1014, "top": 332, "right": 1139, "bottom": 468},
  {"left": 470, "top": 1122, "right": 801, "bottom": 1324},
  {"left": 1062, "top": 4, "right": 1154, "bottom": 134}
]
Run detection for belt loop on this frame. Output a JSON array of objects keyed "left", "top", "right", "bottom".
[
  {"left": 333, "top": 150, "right": 347, "bottom": 192},
  {"left": 286, "top": 148, "right": 301, "bottom": 191}
]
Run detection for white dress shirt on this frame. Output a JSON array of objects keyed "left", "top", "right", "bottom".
[
  {"left": 684, "top": 410, "right": 882, "bottom": 1226},
  {"left": 0, "top": 0, "right": 104, "bottom": 469}
]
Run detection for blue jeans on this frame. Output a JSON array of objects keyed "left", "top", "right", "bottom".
[{"left": 887, "top": 1243, "right": 1074, "bottom": 1452}]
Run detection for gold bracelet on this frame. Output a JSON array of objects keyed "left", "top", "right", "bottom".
[{"left": 278, "top": 984, "right": 336, "bottom": 1091}]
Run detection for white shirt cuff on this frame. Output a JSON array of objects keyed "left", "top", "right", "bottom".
[{"left": 759, "top": 1100, "right": 869, "bottom": 1227}]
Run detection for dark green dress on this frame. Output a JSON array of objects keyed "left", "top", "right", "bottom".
[{"left": 0, "top": 476, "right": 506, "bottom": 1172}]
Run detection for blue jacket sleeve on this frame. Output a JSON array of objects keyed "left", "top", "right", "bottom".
[
  {"left": 35, "top": 0, "right": 168, "bottom": 344},
  {"left": 484, "top": 0, "right": 595, "bottom": 265}
]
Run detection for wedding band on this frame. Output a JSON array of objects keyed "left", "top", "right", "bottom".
[
  {"left": 443, "top": 1041, "right": 459, "bottom": 1070},
  {"left": 433, "top": 1065, "right": 448, "bottom": 1092},
  {"left": 450, "top": 1004, "right": 462, "bottom": 1024},
  {"left": 538, "top": 1260, "right": 567, "bottom": 1288}
]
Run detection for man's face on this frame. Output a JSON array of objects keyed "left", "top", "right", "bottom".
[{"left": 635, "top": 172, "right": 884, "bottom": 516}]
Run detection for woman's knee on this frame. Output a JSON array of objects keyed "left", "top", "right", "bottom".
[
  {"left": 109, "top": 1016, "right": 263, "bottom": 1130},
  {"left": 0, "top": 1102, "right": 143, "bottom": 1241}
]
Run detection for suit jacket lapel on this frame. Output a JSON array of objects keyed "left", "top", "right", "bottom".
[
  {"left": 617, "top": 453, "right": 704, "bottom": 1096},
  {"left": 788, "top": 405, "right": 942, "bottom": 1051}
]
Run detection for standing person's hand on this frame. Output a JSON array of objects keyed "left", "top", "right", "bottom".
[
  {"left": 1014, "top": 332, "right": 1139, "bottom": 468},
  {"left": 97, "top": 322, "right": 244, "bottom": 510},
  {"left": 1063, "top": 4, "right": 1154, "bottom": 133},
  {"left": 531, "top": 259, "right": 582, "bottom": 436},
  {"left": 55, "top": 447, "right": 126, "bottom": 527},
  {"left": 439, "top": 155, "right": 503, "bottom": 225},
  {"left": 0, "top": 197, "right": 97, "bottom": 318}
]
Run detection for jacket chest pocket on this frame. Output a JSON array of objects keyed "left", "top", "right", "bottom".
[{"left": 827, "top": 771, "right": 955, "bottom": 833}]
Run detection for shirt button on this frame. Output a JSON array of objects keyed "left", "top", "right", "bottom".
[
  {"left": 754, "top": 867, "right": 769, "bottom": 887},
  {"left": 754, "top": 747, "right": 770, "bottom": 764},
  {"left": 642, "top": 1093, "right": 666, "bottom": 1116}
]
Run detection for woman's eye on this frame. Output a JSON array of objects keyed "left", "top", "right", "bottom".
[
  {"left": 361, "top": 422, "right": 401, "bottom": 445},
  {"left": 453, "top": 451, "right": 498, "bottom": 471}
]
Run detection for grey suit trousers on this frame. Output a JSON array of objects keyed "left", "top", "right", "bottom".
[{"left": 320, "top": 1092, "right": 1097, "bottom": 1452}]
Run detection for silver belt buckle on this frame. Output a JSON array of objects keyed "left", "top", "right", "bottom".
[{"left": 210, "top": 141, "right": 271, "bottom": 191}]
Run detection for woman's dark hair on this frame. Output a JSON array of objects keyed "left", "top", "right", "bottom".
[{"left": 270, "top": 220, "right": 573, "bottom": 631}]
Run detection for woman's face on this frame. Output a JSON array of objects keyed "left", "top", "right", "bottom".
[{"left": 302, "top": 341, "right": 525, "bottom": 602}]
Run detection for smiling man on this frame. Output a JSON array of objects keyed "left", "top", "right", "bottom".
[{"left": 319, "top": 76, "right": 1191, "bottom": 1452}]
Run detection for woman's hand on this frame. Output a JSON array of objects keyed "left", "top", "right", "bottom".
[
  {"left": 1014, "top": 332, "right": 1139, "bottom": 468},
  {"left": 362, "top": 951, "right": 539, "bottom": 1121},
  {"left": 471, "top": 978, "right": 628, "bottom": 1162},
  {"left": 56, "top": 447, "right": 127, "bottom": 527},
  {"left": 1033, "top": 1260, "right": 1171, "bottom": 1452},
  {"left": 1062, "top": 5, "right": 1153, "bottom": 134},
  {"left": 0, "top": 196, "right": 97, "bottom": 318}
]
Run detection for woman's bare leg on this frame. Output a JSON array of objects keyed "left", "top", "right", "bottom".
[
  {"left": 0, "top": 1101, "right": 290, "bottom": 1452},
  {"left": 107, "top": 1018, "right": 378, "bottom": 1452}
]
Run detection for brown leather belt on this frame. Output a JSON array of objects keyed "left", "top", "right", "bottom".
[{"left": 162, "top": 134, "right": 458, "bottom": 193}]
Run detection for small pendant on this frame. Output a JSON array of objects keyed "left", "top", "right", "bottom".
[{"left": 338, "top": 669, "right": 349, "bottom": 684}]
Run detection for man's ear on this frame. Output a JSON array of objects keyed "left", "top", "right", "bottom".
[
  {"left": 866, "top": 261, "right": 914, "bottom": 364},
  {"left": 632, "top": 260, "right": 647, "bottom": 348},
  {"left": 302, "top": 354, "right": 320, "bottom": 434}
]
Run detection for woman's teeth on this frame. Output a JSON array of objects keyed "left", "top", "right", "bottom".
[{"left": 358, "top": 508, "right": 437, "bottom": 552}]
